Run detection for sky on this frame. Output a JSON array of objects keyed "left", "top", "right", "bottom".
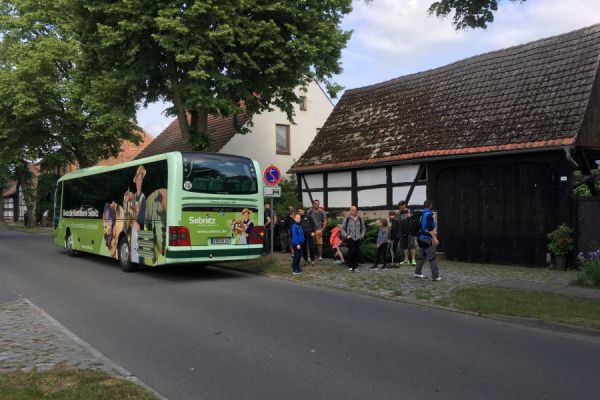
[{"left": 136, "top": 0, "right": 600, "bottom": 137}]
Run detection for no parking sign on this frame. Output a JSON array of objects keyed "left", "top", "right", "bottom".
[{"left": 263, "top": 165, "right": 282, "bottom": 187}]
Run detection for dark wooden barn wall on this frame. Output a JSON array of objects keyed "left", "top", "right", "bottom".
[
  {"left": 428, "top": 152, "right": 573, "bottom": 266},
  {"left": 577, "top": 66, "right": 600, "bottom": 148},
  {"left": 577, "top": 197, "right": 600, "bottom": 255}
]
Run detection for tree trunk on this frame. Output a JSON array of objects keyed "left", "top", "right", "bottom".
[
  {"left": 16, "top": 161, "right": 36, "bottom": 228},
  {"left": 189, "top": 108, "right": 210, "bottom": 151},
  {"left": 171, "top": 85, "right": 192, "bottom": 146}
]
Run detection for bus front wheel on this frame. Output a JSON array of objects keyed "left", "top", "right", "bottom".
[
  {"left": 66, "top": 232, "right": 77, "bottom": 257},
  {"left": 118, "top": 237, "right": 138, "bottom": 272}
]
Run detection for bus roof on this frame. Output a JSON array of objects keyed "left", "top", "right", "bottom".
[
  {"left": 57, "top": 151, "right": 259, "bottom": 182},
  {"left": 58, "top": 152, "right": 173, "bottom": 182}
]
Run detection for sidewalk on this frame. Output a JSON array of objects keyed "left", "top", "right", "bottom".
[{"left": 226, "top": 252, "right": 597, "bottom": 306}]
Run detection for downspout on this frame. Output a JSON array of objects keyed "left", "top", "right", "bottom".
[{"left": 564, "top": 146, "right": 579, "bottom": 169}]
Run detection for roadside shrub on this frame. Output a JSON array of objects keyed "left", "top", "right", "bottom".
[
  {"left": 572, "top": 251, "right": 600, "bottom": 288},
  {"left": 546, "top": 223, "right": 575, "bottom": 256},
  {"left": 321, "top": 216, "right": 379, "bottom": 262}
]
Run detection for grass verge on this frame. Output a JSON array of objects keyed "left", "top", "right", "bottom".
[
  {"left": 0, "top": 369, "right": 157, "bottom": 400},
  {"left": 0, "top": 222, "right": 53, "bottom": 235},
  {"left": 451, "top": 286, "right": 600, "bottom": 330}
]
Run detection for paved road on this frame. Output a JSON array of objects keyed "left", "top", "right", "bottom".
[{"left": 1, "top": 229, "right": 599, "bottom": 400}]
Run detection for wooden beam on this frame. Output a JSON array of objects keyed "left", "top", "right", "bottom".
[{"left": 405, "top": 164, "right": 425, "bottom": 204}]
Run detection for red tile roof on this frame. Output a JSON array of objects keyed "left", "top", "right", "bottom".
[
  {"left": 136, "top": 112, "right": 249, "bottom": 159},
  {"left": 97, "top": 128, "right": 154, "bottom": 166},
  {"left": 290, "top": 24, "right": 600, "bottom": 173}
]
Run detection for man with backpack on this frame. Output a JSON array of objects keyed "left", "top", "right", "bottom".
[
  {"left": 397, "top": 201, "right": 417, "bottom": 266},
  {"left": 414, "top": 199, "right": 441, "bottom": 281}
]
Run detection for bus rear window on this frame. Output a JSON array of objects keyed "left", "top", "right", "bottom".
[{"left": 182, "top": 154, "right": 258, "bottom": 195}]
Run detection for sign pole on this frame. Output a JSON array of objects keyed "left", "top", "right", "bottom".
[
  {"left": 262, "top": 164, "right": 282, "bottom": 262},
  {"left": 270, "top": 197, "right": 275, "bottom": 260}
]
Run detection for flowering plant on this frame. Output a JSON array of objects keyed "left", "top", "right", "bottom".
[
  {"left": 573, "top": 250, "right": 600, "bottom": 288},
  {"left": 546, "top": 224, "right": 574, "bottom": 256},
  {"left": 577, "top": 250, "right": 600, "bottom": 265}
]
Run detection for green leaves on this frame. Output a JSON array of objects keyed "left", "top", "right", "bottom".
[
  {"left": 1, "top": 0, "right": 144, "bottom": 169},
  {"left": 68, "top": 0, "right": 352, "bottom": 150},
  {"left": 428, "top": 0, "right": 525, "bottom": 30}
]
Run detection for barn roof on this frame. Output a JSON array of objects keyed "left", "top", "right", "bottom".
[
  {"left": 290, "top": 24, "right": 600, "bottom": 173},
  {"left": 136, "top": 112, "right": 249, "bottom": 159}
]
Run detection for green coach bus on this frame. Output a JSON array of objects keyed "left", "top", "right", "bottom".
[{"left": 53, "top": 152, "right": 265, "bottom": 272}]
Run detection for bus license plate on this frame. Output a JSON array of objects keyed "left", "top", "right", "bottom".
[{"left": 211, "top": 238, "right": 231, "bottom": 245}]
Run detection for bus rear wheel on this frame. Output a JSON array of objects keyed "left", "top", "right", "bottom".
[{"left": 118, "top": 237, "right": 138, "bottom": 272}]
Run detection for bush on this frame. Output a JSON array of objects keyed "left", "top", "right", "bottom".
[
  {"left": 546, "top": 224, "right": 575, "bottom": 256},
  {"left": 320, "top": 216, "right": 380, "bottom": 262},
  {"left": 572, "top": 250, "right": 600, "bottom": 288}
]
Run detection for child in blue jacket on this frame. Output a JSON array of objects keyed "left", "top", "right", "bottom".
[{"left": 290, "top": 213, "right": 305, "bottom": 274}]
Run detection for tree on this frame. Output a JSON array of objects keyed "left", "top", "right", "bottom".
[
  {"left": 65, "top": 0, "right": 352, "bottom": 150},
  {"left": 0, "top": 0, "right": 143, "bottom": 169},
  {"left": 427, "top": 0, "right": 526, "bottom": 30}
]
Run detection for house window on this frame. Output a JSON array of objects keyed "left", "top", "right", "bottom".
[
  {"left": 276, "top": 124, "right": 290, "bottom": 155},
  {"left": 299, "top": 96, "right": 307, "bottom": 111}
]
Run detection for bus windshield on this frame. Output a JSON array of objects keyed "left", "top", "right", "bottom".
[{"left": 182, "top": 153, "right": 258, "bottom": 195}]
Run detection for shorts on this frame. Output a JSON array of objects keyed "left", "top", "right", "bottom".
[
  {"left": 314, "top": 230, "right": 323, "bottom": 245},
  {"left": 400, "top": 234, "right": 415, "bottom": 249}
]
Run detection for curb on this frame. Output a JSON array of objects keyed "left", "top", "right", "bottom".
[
  {"left": 213, "top": 263, "right": 600, "bottom": 341},
  {"left": 23, "top": 299, "right": 168, "bottom": 400}
]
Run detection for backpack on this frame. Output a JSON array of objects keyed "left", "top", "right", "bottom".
[
  {"left": 343, "top": 216, "right": 363, "bottom": 236},
  {"left": 408, "top": 211, "right": 423, "bottom": 236}
]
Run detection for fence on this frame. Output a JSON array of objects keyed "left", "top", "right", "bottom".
[{"left": 576, "top": 197, "right": 600, "bottom": 255}]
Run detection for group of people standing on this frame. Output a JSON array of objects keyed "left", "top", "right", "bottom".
[
  {"left": 289, "top": 200, "right": 328, "bottom": 274},
  {"left": 271, "top": 198, "right": 440, "bottom": 281},
  {"left": 371, "top": 200, "right": 440, "bottom": 281}
]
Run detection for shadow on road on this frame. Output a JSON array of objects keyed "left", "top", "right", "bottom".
[
  {"left": 73, "top": 250, "right": 250, "bottom": 282},
  {"left": 140, "top": 263, "right": 250, "bottom": 282}
]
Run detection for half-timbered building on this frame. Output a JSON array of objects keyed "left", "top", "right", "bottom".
[{"left": 290, "top": 24, "right": 600, "bottom": 266}]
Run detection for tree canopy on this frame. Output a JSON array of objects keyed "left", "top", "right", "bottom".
[
  {"left": 0, "top": 0, "right": 143, "bottom": 169},
  {"left": 65, "top": 0, "right": 353, "bottom": 150}
]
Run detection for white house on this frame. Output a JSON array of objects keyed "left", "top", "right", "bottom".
[{"left": 137, "top": 81, "right": 334, "bottom": 175}]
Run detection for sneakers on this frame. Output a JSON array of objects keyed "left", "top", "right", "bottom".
[
  {"left": 400, "top": 260, "right": 410, "bottom": 265},
  {"left": 292, "top": 271, "right": 303, "bottom": 275},
  {"left": 433, "top": 277, "right": 442, "bottom": 282},
  {"left": 334, "top": 259, "right": 341, "bottom": 264},
  {"left": 354, "top": 268, "right": 360, "bottom": 273},
  {"left": 348, "top": 268, "right": 353, "bottom": 272},
  {"left": 318, "top": 257, "right": 323, "bottom": 261},
  {"left": 411, "top": 259, "right": 417, "bottom": 266},
  {"left": 413, "top": 274, "right": 426, "bottom": 279}
]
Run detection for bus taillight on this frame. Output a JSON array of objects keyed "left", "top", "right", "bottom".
[
  {"left": 249, "top": 226, "right": 265, "bottom": 245},
  {"left": 169, "top": 226, "right": 191, "bottom": 246}
]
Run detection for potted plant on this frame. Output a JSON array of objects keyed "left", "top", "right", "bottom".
[{"left": 547, "top": 224, "right": 575, "bottom": 270}]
